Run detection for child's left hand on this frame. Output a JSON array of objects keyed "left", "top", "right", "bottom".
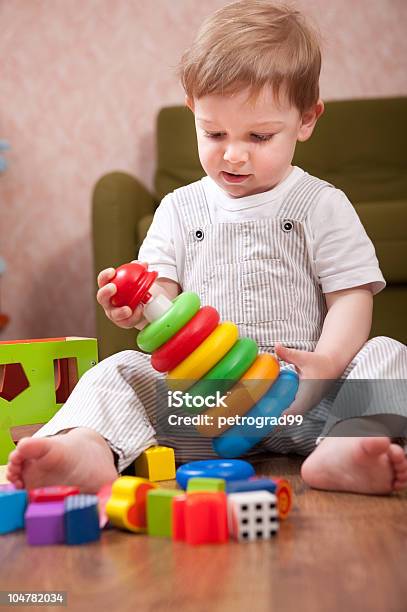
[{"left": 274, "top": 343, "right": 339, "bottom": 417}]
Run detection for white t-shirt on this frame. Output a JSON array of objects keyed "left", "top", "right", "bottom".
[{"left": 138, "top": 166, "right": 386, "bottom": 295}]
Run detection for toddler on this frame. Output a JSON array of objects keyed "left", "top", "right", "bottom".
[{"left": 7, "top": 1, "right": 407, "bottom": 495}]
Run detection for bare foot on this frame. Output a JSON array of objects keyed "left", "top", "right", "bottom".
[
  {"left": 301, "top": 437, "right": 407, "bottom": 495},
  {"left": 6, "top": 428, "right": 118, "bottom": 494}
]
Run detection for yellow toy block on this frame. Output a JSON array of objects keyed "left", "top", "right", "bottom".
[
  {"left": 105, "top": 476, "right": 157, "bottom": 533},
  {"left": 134, "top": 446, "right": 176, "bottom": 482}
]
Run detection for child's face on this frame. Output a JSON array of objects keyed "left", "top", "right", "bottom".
[{"left": 187, "top": 86, "right": 322, "bottom": 198}]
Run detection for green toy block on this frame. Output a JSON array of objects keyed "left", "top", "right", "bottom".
[
  {"left": 0, "top": 337, "right": 98, "bottom": 464},
  {"left": 186, "top": 477, "right": 226, "bottom": 493},
  {"left": 146, "top": 489, "right": 181, "bottom": 537}
]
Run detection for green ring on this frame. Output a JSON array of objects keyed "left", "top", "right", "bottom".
[
  {"left": 137, "top": 292, "right": 201, "bottom": 353},
  {"left": 186, "top": 337, "right": 258, "bottom": 412}
]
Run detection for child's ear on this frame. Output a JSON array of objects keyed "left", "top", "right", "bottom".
[
  {"left": 185, "top": 96, "right": 195, "bottom": 112},
  {"left": 297, "top": 99, "right": 324, "bottom": 142}
]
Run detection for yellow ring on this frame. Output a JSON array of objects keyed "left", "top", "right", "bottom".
[
  {"left": 166, "top": 322, "right": 239, "bottom": 391},
  {"left": 196, "top": 353, "right": 280, "bottom": 437}
]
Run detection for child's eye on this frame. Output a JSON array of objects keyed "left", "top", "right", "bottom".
[
  {"left": 203, "top": 131, "right": 224, "bottom": 139},
  {"left": 251, "top": 133, "right": 274, "bottom": 142}
]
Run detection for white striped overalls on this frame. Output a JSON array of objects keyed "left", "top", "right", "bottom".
[{"left": 35, "top": 175, "right": 407, "bottom": 471}]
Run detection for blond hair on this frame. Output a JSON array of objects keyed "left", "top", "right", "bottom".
[{"left": 179, "top": 1, "right": 321, "bottom": 113}]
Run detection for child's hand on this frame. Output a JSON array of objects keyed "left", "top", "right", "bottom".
[
  {"left": 96, "top": 262, "right": 147, "bottom": 330},
  {"left": 274, "top": 343, "right": 338, "bottom": 416}
]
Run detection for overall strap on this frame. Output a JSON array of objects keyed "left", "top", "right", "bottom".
[
  {"left": 173, "top": 180, "right": 211, "bottom": 230},
  {"left": 278, "top": 173, "right": 333, "bottom": 221}
]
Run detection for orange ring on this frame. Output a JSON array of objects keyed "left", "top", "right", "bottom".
[
  {"left": 196, "top": 353, "right": 280, "bottom": 437},
  {"left": 275, "top": 478, "right": 293, "bottom": 519}
]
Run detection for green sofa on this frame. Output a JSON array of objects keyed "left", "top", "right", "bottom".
[{"left": 92, "top": 97, "right": 407, "bottom": 359}]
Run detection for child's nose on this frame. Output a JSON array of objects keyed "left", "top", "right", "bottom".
[{"left": 223, "top": 144, "right": 249, "bottom": 165}]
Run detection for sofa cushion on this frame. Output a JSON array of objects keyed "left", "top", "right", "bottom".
[
  {"left": 355, "top": 199, "right": 407, "bottom": 283},
  {"left": 293, "top": 97, "right": 407, "bottom": 203},
  {"left": 155, "top": 106, "right": 204, "bottom": 201}
]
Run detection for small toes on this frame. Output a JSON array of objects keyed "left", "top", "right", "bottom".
[
  {"left": 8, "top": 449, "right": 24, "bottom": 465},
  {"left": 388, "top": 443, "right": 406, "bottom": 463}
]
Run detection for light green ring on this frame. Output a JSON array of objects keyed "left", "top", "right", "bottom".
[{"left": 137, "top": 292, "right": 201, "bottom": 353}]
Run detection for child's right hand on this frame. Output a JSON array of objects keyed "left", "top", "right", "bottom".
[{"left": 96, "top": 263, "right": 147, "bottom": 330}]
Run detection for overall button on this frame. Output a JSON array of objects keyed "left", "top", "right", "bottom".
[
  {"left": 281, "top": 219, "right": 294, "bottom": 232},
  {"left": 194, "top": 228, "right": 204, "bottom": 241}
]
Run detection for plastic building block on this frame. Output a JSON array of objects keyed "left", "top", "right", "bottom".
[
  {"left": 176, "top": 459, "right": 255, "bottom": 490},
  {"left": 0, "top": 337, "right": 98, "bottom": 463},
  {"left": 187, "top": 477, "right": 226, "bottom": 493},
  {"left": 227, "top": 491, "right": 279, "bottom": 542},
  {"left": 172, "top": 495, "right": 187, "bottom": 541},
  {"left": 226, "top": 477, "right": 293, "bottom": 519},
  {"left": 106, "top": 476, "right": 157, "bottom": 533},
  {"left": 0, "top": 489, "right": 28, "bottom": 534},
  {"left": 186, "top": 492, "right": 228, "bottom": 545},
  {"left": 0, "top": 483, "right": 15, "bottom": 491},
  {"left": 134, "top": 445, "right": 176, "bottom": 481},
  {"left": 25, "top": 501, "right": 65, "bottom": 545},
  {"left": 146, "top": 488, "right": 181, "bottom": 537},
  {"left": 29, "top": 485, "right": 80, "bottom": 503},
  {"left": 97, "top": 482, "right": 113, "bottom": 529},
  {"left": 64, "top": 494, "right": 100, "bottom": 545}
]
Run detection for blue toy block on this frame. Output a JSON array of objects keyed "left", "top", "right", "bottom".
[
  {"left": 64, "top": 495, "right": 100, "bottom": 545},
  {"left": 176, "top": 459, "right": 255, "bottom": 490},
  {"left": 0, "top": 489, "right": 28, "bottom": 534},
  {"left": 226, "top": 478, "right": 278, "bottom": 494},
  {"left": 25, "top": 501, "right": 65, "bottom": 545}
]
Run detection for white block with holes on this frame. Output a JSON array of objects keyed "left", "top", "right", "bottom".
[{"left": 227, "top": 490, "right": 279, "bottom": 542}]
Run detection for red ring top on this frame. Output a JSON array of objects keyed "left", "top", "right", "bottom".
[{"left": 111, "top": 263, "right": 158, "bottom": 310}]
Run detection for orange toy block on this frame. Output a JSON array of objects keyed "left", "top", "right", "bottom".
[
  {"left": 105, "top": 476, "right": 157, "bottom": 533},
  {"left": 134, "top": 445, "right": 176, "bottom": 481}
]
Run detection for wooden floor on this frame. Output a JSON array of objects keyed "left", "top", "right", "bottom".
[{"left": 1, "top": 456, "right": 406, "bottom": 612}]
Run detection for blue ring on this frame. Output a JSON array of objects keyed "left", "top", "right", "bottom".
[
  {"left": 176, "top": 459, "right": 255, "bottom": 490},
  {"left": 213, "top": 369, "right": 299, "bottom": 458}
]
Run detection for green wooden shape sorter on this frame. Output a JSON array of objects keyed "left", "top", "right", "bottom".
[{"left": 0, "top": 337, "right": 98, "bottom": 464}]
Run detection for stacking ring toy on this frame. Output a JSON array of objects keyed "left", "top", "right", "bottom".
[
  {"left": 196, "top": 353, "right": 280, "bottom": 436},
  {"left": 110, "top": 263, "right": 300, "bottom": 461},
  {"left": 212, "top": 369, "right": 299, "bottom": 458},
  {"left": 137, "top": 292, "right": 200, "bottom": 352},
  {"left": 151, "top": 306, "right": 220, "bottom": 372},
  {"left": 186, "top": 337, "right": 259, "bottom": 407},
  {"left": 175, "top": 459, "right": 255, "bottom": 490},
  {"left": 167, "top": 321, "right": 239, "bottom": 391}
]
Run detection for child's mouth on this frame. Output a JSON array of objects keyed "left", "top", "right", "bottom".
[{"left": 221, "top": 171, "right": 251, "bottom": 184}]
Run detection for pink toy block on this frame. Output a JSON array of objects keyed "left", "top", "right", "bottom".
[
  {"left": 25, "top": 501, "right": 65, "bottom": 545},
  {"left": 97, "top": 482, "right": 113, "bottom": 529},
  {"left": 0, "top": 483, "right": 16, "bottom": 491}
]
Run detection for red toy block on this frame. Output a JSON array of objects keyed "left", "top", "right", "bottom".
[
  {"left": 29, "top": 486, "right": 80, "bottom": 503},
  {"left": 184, "top": 492, "right": 228, "bottom": 545},
  {"left": 172, "top": 495, "right": 187, "bottom": 541}
]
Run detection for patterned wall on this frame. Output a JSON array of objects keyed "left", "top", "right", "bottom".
[{"left": 1, "top": 0, "right": 406, "bottom": 341}]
